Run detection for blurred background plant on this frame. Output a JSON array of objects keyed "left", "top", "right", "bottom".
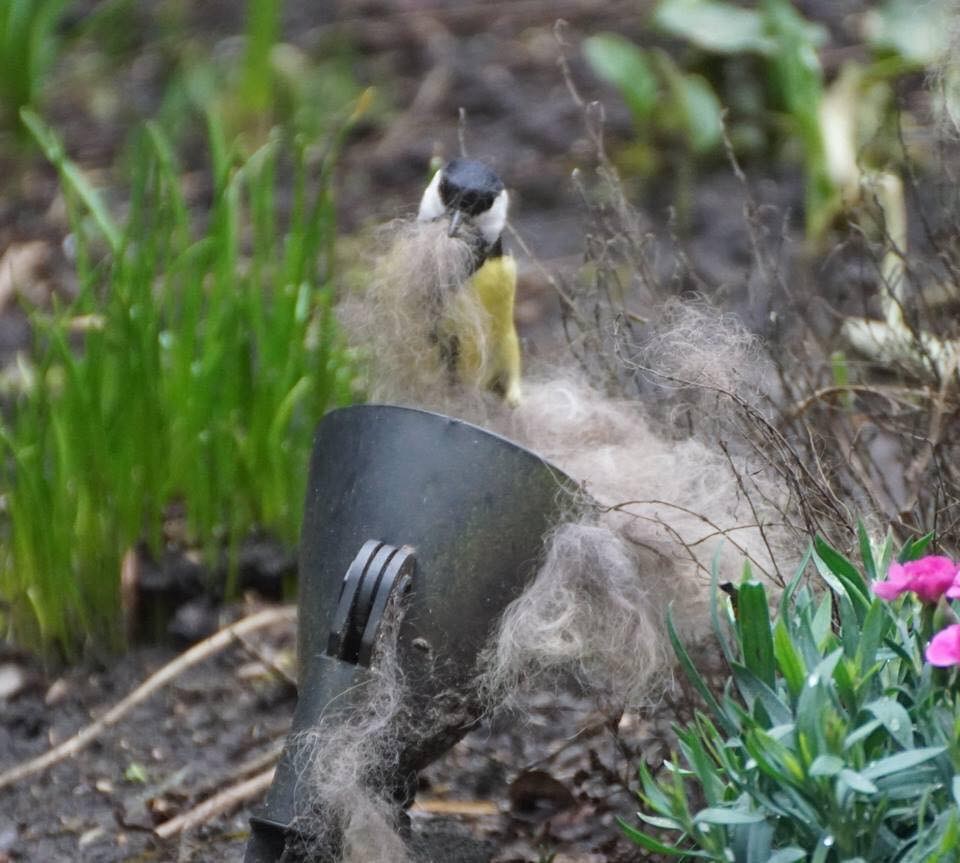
[
  {"left": 582, "top": 0, "right": 954, "bottom": 242},
  {"left": 0, "top": 0, "right": 374, "bottom": 658},
  {"left": 0, "top": 108, "right": 356, "bottom": 658},
  {"left": 0, "top": 0, "right": 70, "bottom": 135},
  {"left": 626, "top": 530, "right": 960, "bottom": 862}
]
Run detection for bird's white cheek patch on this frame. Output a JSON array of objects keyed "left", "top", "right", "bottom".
[
  {"left": 417, "top": 169, "right": 445, "bottom": 222},
  {"left": 475, "top": 189, "right": 508, "bottom": 244}
]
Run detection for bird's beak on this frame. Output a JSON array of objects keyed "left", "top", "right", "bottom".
[{"left": 447, "top": 210, "right": 463, "bottom": 238}]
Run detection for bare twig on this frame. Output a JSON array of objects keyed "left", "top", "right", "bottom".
[
  {"left": 0, "top": 606, "right": 297, "bottom": 792},
  {"left": 458, "top": 106, "right": 469, "bottom": 157},
  {"left": 234, "top": 631, "right": 298, "bottom": 691},
  {"left": 154, "top": 766, "right": 277, "bottom": 839}
]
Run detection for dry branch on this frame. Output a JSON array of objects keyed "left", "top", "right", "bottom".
[
  {"left": 0, "top": 605, "right": 296, "bottom": 792},
  {"left": 155, "top": 766, "right": 277, "bottom": 839}
]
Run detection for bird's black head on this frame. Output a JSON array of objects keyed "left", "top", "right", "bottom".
[
  {"left": 438, "top": 159, "right": 505, "bottom": 217},
  {"left": 417, "top": 158, "right": 509, "bottom": 247}
]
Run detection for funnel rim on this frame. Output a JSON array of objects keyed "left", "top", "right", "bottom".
[{"left": 321, "top": 402, "right": 577, "bottom": 490}]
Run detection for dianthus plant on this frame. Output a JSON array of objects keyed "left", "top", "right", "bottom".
[{"left": 625, "top": 527, "right": 960, "bottom": 862}]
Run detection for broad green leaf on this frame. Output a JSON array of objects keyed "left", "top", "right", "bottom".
[
  {"left": 736, "top": 581, "right": 776, "bottom": 687},
  {"left": 582, "top": 34, "right": 658, "bottom": 121},
  {"left": 654, "top": 0, "right": 775, "bottom": 55},
  {"left": 652, "top": 49, "right": 723, "bottom": 154},
  {"left": 677, "top": 72, "right": 723, "bottom": 154},
  {"left": 864, "top": 0, "right": 951, "bottom": 66}
]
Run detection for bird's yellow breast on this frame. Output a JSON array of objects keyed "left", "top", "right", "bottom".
[{"left": 447, "top": 253, "right": 523, "bottom": 405}]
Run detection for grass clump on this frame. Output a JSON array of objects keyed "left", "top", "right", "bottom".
[
  {"left": 0, "top": 0, "right": 69, "bottom": 134},
  {"left": 0, "top": 109, "right": 355, "bottom": 659}
]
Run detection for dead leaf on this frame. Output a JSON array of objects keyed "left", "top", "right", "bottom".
[{"left": 0, "top": 241, "right": 51, "bottom": 311}]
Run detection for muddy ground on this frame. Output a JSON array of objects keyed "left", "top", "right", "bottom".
[{"left": 0, "top": 0, "right": 940, "bottom": 860}]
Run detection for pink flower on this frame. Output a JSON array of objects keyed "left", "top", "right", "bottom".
[
  {"left": 872, "top": 556, "right": 959, "bottom": 604},
  {"left": 926, "top": 624, "right": 960, "bottom": 666}
]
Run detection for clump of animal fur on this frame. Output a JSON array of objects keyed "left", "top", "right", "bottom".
[
  {"left": 287, "top": 640, "right": 413, "bottom": 863},
  {"left": 481, "top": 370, "right": 792, "bottom": 709},
  {"left": 339, "top": 218, "right": 499, "bottom": 410}
]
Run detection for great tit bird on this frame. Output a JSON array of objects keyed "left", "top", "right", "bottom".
[{"left": 417, "top": 158, "right": 523, "bottom": 406}]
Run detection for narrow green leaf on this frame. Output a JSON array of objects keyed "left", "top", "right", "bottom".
[
  {"left": 694, "top": 807, "right": 766, "bottom": 825},
  {"left": 710, "top": 548, "right": 738, "bottom": 667},
  {"left": 875, "top": 531, "right": 894, "bottom": 578},
  {"left": 899, "top": 531, "right": 935, "bottom": 562},
  {"left": 730, "top": 662, "right": 792, "bottom": 726},
  {"left": 856, "top": 598, "right": 891, "bottom": 680},
  {"left": 862, "top": 746, "right": 946, "bottom": 780},
  {"left": 813, "top": 536, "right": 870, "bottom": 609},
  {"left": 667, "top": 604, "right": 736, "bottom": 734},
  {"left": 767, "top": 850, "right": 806, "bottom": 863},
  {"left": 808, "top": 754, "right": 843, "bottom": 777},
  {"left": 843, "top": 719, "right": 882, "bottom": 750},
  {"left": 864, "top": 698, "right": 913, "bottom": 750},
  {"left": 618, "top": 818, "right": 710, "bottom": 856},
  {"left": 773, "top": 618, "right": 806, "bottom": 699},
  {"left": 637, "top": 760, "right": 676, "bottom": 817},
  {"left": 858, "top": 521, "right": 877, "bottom": 582},
  {"left": 20, "top": 108, "right": 121, "bottom": 253},
  {"left": 582, "top": 33, "right": 658, "bottom": 121},
  {"left": 778, "top": 550, "right": 811, "bottom": 633},
  {"left": 810, "top": 591, "right": 833, "bottom": 648},
  {"left": 811, "top": 834, "right": 832, "bottom": 863},
  {"left": 635, "top": 811, "right": 683, "bottom": 830},
  {"left": 839, "top": 767, "right": 878, "bottom": 795}
]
